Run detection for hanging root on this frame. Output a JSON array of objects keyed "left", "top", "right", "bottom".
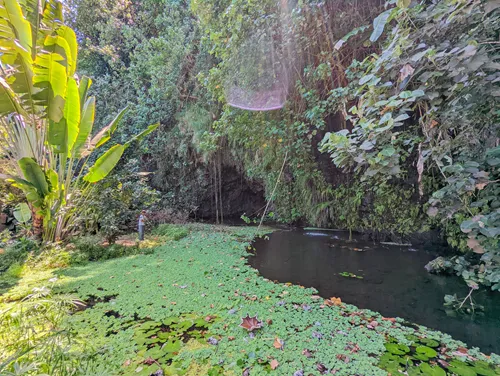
[{"left": 258, "top": 151, "right": 288, "bottom": 230}]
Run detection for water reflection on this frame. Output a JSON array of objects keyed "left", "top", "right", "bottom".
[{"left": 249, "top": 229, "right": 500, "bottom": 354}]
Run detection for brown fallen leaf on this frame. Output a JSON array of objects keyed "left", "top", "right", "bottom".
[
  {"left": 476, "top": 182, "right": 488, "bottom": 190},
  {"left": 228, "top": 336, "right": 235, "bottom": 341},
  {"left": 143, "top": 357, "right": 155, "bottom": 365},
  {"left": 324, "top": 297, "right": 341, "bottom": 307},
  {"left": 273, "top": 337, "right": 284, "bottom": 350},
  {"left": 400, "top": 63, "right": 415, "bottom": 81},
  {"left": 437, "top": 359, "right": 450, "bottom": 368},
  {"left": 270, "top": 359, "right": 279, "bottom": 370},
  {"left": 302, "top": 349, "right": 312, "bottom": 358},
  {"left": 123, "top": 359, "right": 131, "bottom": 367},
  {"left": 336, "top": 354, "right": 350, "bottom": 363},
  {"left": 316, "top": 363, "right": 328, "bottom": 374},
  {"left": 467, "top": 238, "right": 485, "bottom": 254},
  {"left": 239, "top": 314, "right": 263, "bottom": 331}
]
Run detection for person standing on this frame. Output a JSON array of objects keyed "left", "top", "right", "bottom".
[{"left": 138, "top": 210, "right": 146, "bottom": 241}]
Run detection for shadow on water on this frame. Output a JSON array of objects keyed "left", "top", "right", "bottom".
[{"left": 248, "top": 229, "right": 500, "bottom": 354}]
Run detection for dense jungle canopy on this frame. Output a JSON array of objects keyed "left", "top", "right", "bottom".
[{"left": 0, "top": 0, "right": 499, "bottom": 374}]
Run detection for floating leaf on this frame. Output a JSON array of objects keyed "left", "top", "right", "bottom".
[
  {"left": 239, "top": 314, "right": 263, "bottom": 331},
  {"left": 270, "top": 359, "right": 279, "bottom": 370},
  {"left": 273, "top": 337, "right": 284, "bottom": 350}
]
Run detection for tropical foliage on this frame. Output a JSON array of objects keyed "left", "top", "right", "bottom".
[
  {"left": 320, "top": 0, "right": 500, "bottom": 290},
  {"left": 0, "top": 0, "right": 158, "bottom": 241},
  {"left": 3, "top": 225, "right": 500, "bottom": 375}
]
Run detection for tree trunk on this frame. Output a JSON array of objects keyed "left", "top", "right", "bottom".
[{"left": 32, "top": 210, "right": 43, "bottom": 240}]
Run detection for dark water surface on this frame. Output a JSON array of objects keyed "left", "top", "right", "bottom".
[{"left": 248, "top": 229, "right": 500, "bottom": 354}]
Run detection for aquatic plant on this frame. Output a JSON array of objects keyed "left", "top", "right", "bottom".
[
  {"left": 379, "top": 335, "right": 500, "bottom": 376},
  {"left": 46, "top": 225, "right": 498, "bottom": 374}
]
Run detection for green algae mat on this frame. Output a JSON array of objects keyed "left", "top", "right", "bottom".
[{"left": 24, "top": 226, "right": 500, "bottom": 374}]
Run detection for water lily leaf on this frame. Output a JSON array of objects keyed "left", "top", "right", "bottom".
[
  {"left": 448, "top": 360, "right": 478, "bottom": 376},
  {"left": 471, "top": 360, "right": 499, "bottom": 376},
  {"left": 385, "top": 343, "right": 410, "bottom": 355},
  {"left": 420, "top": 338, "right": 440, "bottom": 348},
  {"left": 412, "top": 363, "right": 446, "bottom": 376},
  {"left": 415, "top": 345, "right": 437, "bottom": 359},
  {"left": 162, "top": 339, "right": 181, "bottom": 353}
]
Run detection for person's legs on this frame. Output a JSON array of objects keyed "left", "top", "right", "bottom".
[{"left": 139, "top": 224, "right": 144, "bottom": 241}]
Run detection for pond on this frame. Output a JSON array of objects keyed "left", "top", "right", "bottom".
[{"left": 248, "top": 229, "right": 500, "bottom": 354}]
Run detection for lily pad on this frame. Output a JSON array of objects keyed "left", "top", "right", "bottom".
[
  {"left": 408, "top": 363, "right": 446, "bottom": 376},
  {"left": 413, "top": 345, "right": 437, "bottom": 361},
  {"left": 420, "top": 338, "right": 440, "bottom": 348},
  {"left": 385, "top": 343, "right": 410, "bottom": 355},
  {"left": 448, "top": 360, "right": 478, "bottom": 376}
]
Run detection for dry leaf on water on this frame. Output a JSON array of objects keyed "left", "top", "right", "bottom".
[
  {"left": 270, "top": 359, "right": 279, "bottom": 370},
  {"left": 325, "top": 297, "right": 342, "bottom": 306},
  {"left": 273, "top": 337, "right": 284, "bottom": 350},
  {"left": 239, "top": 314, "right": 263, "bottom": 331},
  {"left": 302, "top": 349, "right": 312, "bottom": 358}
]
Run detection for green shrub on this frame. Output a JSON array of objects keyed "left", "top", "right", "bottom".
[
  {"left": 71, "top": 235, "right": 144, "bottom": 263},
  {"left": 26, "top": 246, "right": 72, "bottom": 270},
  {"left": 151, "top": 224, "right": 189, "bottom": 241},
  {"left": 4, "top": 262, "right": 23, "bottom": 278},
  {"left": 0, "top": 238, "right": 36, "bottom": 273}
]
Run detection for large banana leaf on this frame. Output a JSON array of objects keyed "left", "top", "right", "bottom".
[
  {"left": 13, "top": 202, "right": 32, "bottom": 223},
  {"left": 83, "top": 144, "right": 125, "bottom": 183},
  {"left": 44, "top": 34, "right": 74, "bottom": 75},
  {"left": 56, "top": 25, "right": 77, "bottom": 75},
  {"left": 0, "top": 77, "right": 22, "bottom": 115},
  {"left": 64, "top": 77, "right": 80, "bottom": 151},
  {"left": 94, "top": 106, "right": 129, "bottom": 148},
  {"left": 48, "top": 77, "right": 80, "bottom": 153},
  {"left": 81, "top": 106, "right": 129, "bottom": 158},
  {"left": 41, "top": 0, "right": 63, "bottom": 26},
  {"left": 0, "top": 0, "right": 32, "bottom": 55},
  {"left": 0, "top": 1, "right": 36, "bottom": 113},
  {"left": 33, "top": 51, "right": 67, "bottom": 122},
  {"left": 83, "top": 122, "right": 159, "bottom": 183},
  {"left": 18, "top": 157, "right": 49, "bottom": 196},
  {"left": 72, "top": 96, "right": 94, "bottom": 157},
  {"left": 125, "top": 123, "right": 160, "bottom": 147},
  {"left": 78, "top": 76, "right": 92, "bottom": 110}
]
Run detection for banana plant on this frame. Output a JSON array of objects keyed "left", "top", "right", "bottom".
[{"left": 0, "top": 0, "right": 158, "bottom": 241}]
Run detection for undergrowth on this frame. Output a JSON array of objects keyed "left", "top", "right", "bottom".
[
  {"left": 2, "top": 225, "right": 490, "bottom": 375},
  {"left": 1, "top": 225, "right": 499, "bottom": 375}
]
